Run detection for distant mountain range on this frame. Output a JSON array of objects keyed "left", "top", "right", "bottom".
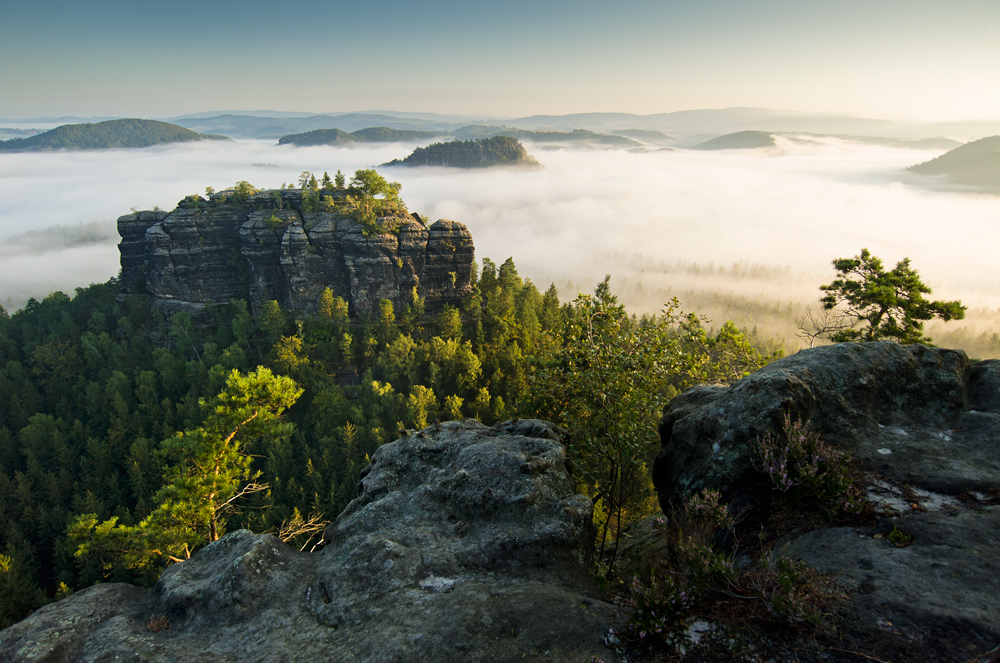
[
  {"left": 154, "top": 108, "right": 1000, "bottom": 144},
  {"left": 0, "top": 119, "right": 225, "bottom": 152},
  {"left": 450, "top": 126, "right": 640, "bottom": 147},
  {"left": 689, "top": 130, "right": 961, "bottom": 152},
  {"left": 7, "top": 108, "right": 998, "bottom": 145},
  {"left": 171, "top": 113, "right": 463, "bottom": 139},
  {"left": 277, "top": 127, "right": 445, "bottom": 146},
  {"left": 907, "top": 136, "right": 1000, "bottom": 192}
]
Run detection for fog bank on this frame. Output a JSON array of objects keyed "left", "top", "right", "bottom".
[{"left": 1, "top": 137, "right": 997, "bottom": 355}]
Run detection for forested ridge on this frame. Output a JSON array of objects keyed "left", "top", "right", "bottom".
[
  {"left": 0, "top": 197, "right": 778, "bottom": 628},
  {"left": 0, "top": 119, "right": 224, "bottom": 152}
]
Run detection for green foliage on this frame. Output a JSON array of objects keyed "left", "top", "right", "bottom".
[
  {"left": 265, "top": 214, "right": 285, "bottom": 234},
  {"left": 529, "top": 277, "right": 773, "bottom": 569},
  {"left": 0, "top": 253, "right": 784, "bottom": 627},
  {"left": 529, "top": 279, "right": 679, "bottom": 568},
  {"left": 345, "top": 169, "right": 405, "bottom": 236},
  {"left": 71, "top": 367, "right": 302, "bottom": 570},
  {"left": 819, "top": 248, "right": 965, "bottom": 344},
  {"left": 229, "top": 181, "right": 260, "bottom": 206}
]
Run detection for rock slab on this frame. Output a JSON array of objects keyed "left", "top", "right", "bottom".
[
  {"left": 653, "top": 341, "right": 1000, "bottom": 648},
  {"left": 0, "top": 420, "right": 622, "bottom": 663}
]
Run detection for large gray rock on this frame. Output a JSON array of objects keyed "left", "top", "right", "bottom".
[
  {"left": 652, "top": 342, "right": 1000, "bottom": 650},
  {"left": 653, "top": 342, "right": 999, "bottom": 508},
  {"left": 0, "top": 420, "right": 623, "bottom": 663}
]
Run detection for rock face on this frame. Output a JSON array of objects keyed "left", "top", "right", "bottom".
[
  {"left": 118, "top": 189, "right": 475, "bottom": 318},
  {"left": 0, "top": 420, "right": 623, "bottom": 663},
  {"left": 653, "top": 341, "right": 1000, "bottom": 648}
]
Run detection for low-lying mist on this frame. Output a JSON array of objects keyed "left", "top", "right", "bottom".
[{"left": 1, "top": 136, "right": 997, "bottom": 356}]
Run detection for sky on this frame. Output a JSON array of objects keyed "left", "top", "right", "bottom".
[{"left": 2, "top": 0, "right": 999, "bottom": 122}]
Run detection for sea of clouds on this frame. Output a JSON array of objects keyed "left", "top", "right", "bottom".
[{"left": 1, "top": 136, "right": 997, "bottom": 343}]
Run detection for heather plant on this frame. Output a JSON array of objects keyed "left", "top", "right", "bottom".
[
  {"left": 625, "top": 572, "right": 692, "bottom": 641},
  {"left": 751, "top": 555, "right": 838, "bottom": 626},
  {"left": 625, "top": 490, "right": 733, "bottom": 644},
  {"left": 753, "top": 413, "right": 862, "bottom": 517}
]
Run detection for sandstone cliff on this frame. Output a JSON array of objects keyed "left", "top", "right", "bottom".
[{"left": 118, "top": 189, "right": 475, "bottom": 318}]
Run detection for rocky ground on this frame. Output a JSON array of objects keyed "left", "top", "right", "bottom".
[
  {"left": 0, "top": 420, "right": 622, "bottom": 663},
  {"left": 646, "top": 342, "right": 1000, "bottom": 662}
]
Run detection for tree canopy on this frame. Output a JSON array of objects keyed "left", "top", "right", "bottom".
[{"left": 819, "top": 248, "right": 965, "bottom": 344}]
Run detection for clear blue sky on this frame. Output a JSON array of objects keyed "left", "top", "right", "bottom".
[{"left": 2, "top": 0, "right": 998, "bottom": 121}]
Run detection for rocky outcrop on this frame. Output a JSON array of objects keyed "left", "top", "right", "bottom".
[
  {"left": 118, "top": 189, "right": 475, "bottom": 318},
  {"left": 653, "top": 342, "right": 1000, "bottom": 654},
  {"left": 0, "top": 420, "right": 623, "bottom": 663}
]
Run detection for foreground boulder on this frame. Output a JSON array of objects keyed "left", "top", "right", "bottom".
[
  {"left": 0, "top": 420, "right": 622, "bottom": 663},
  {"left": 653, "top": 342, "right": 1000, "bottom": 655}
]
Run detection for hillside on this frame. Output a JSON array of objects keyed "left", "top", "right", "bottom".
[
  {"left": 383, "top": 135, "right": 539, "bottom": 168},
  {"left": 277, "top": 126, "right": 441, "bottom": 146},
  {"left": 612, "top": 128, "right": 674, "bottom": 145},
  {"left": 907, "top": 135, "right": 1000, "bottom": 192},
  {"left": 692, "top": 129, "right": 777, "bottom": 150},
  {"left": 0, "top": 119, "right": 223, "bottom": 151}
]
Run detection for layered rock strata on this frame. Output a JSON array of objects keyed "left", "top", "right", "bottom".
[
  {"left": 118, "top": 190, "right": 475, "bottom": 318},
  {"left": 0, "top": 420, "right": 622, "bottom": 663}
]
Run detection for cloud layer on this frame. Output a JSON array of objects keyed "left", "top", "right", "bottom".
[{"left": 2, "top": 138, "right": 998, "bottom": 339}]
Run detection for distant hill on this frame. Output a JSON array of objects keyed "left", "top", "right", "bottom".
[
  {"left": 278, "top": 127, "right": 442, "bottom": 146},
  {"left": 384, "top": 135, "right": 539, "bottom": 168},
  {"left": 0, "top": 119, "right": 223, "bottom": 152},
  {"left": 277, "top": 128, "right": 354, "bottom": 146},
  {"left": 452, "top": 125, "right": 638, "bottom": 147},
  {"left": 611, "top": 129, "right": 674, "bottom": 145},
  {"left": 173, "top": 113, "right": 462, "bottom": 138},
  {"left": 907, "top": 136, "right": 1000, "bottom": 192},
  {"left": 692, "top": 130, "right": 777, "bottom": 150}
]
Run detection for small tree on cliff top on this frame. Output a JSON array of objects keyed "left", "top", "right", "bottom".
[
  {"left": 819, "top": 248, "right": 965, "bottom": 344},
  {"left": 346, "top": 169, "right": 404, "bottom": 235}
]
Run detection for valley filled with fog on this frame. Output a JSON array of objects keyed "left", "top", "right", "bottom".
[{"left": 1, "top": 136, "right": 998, "bottom": 355}]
